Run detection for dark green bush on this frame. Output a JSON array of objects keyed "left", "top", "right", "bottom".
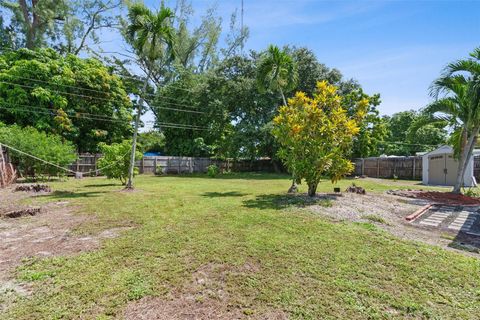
[{"left": 0, "top": 124, "right": 76, "bottom": 177}]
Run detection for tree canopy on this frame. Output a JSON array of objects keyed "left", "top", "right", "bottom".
[
  {"left": 273, "top": 81, "right": 368, "bottom": 196},
  {"left": 0, "top": 48, "right": 133, "bottom": 152}
]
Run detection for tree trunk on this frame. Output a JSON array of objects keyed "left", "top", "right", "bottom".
[
  {"left": 307, "top": 182, "right": 317, "bottom": 197},
  {"left": 279, "top": 88, "right": 287, "bottom": 106},
  {"left": 279, "top": 87, "right": 296, "bottom": 192},
  {"left": 125, "top": 70, "right": 151, "bottom": 189},
  {"left": 453, "top": 126, "right": 480, "bottom": 193},
  {"left": 287, "top": 179, "right": 298, "bottom": 193},
  {"left": 459, "top": 128, "right": 479, "bottom": 190}
]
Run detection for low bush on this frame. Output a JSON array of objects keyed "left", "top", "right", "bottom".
[
  {"left": 97, "top": 140, "right": 142, "bottom": 185},
  {"left": 0, "top": 124, "right": 76, "bottom": 178},
  {"left": 207, "top": 164, "right": 219, "bottom": 178}
]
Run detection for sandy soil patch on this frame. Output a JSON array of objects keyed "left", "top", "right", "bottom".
[
  {"left": 0, "top": 186, "right": 130, "bottom": 311},
  {"left": 309, "top": 192, "right": 480, "bottom": 257},
  {"left": 123, "top": 262, "right": 286, "bottom": 320}
]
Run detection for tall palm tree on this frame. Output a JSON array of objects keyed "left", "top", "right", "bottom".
[
  {"left": 257, "top": 45, "right": 297, "bottom": 106},
  {"left": 426, "top": 47, "right": 480, "bottom": 193},
  {"left": 124, "top": 3, "right": 175, "bottom": 189},
  {"left": 257, "top": 45, "right": 298, "bottom": 192}
]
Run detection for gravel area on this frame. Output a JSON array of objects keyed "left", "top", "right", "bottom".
[{"left": 309, "top": 192, "right": 480, "bottom": 257}]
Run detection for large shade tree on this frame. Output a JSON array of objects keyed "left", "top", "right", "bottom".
[
  {"left": 123, "top": 2, "right": 175, "bottom": 189},
  {"left": 0, "top": 48, "right": 133, "bottom": 152},
  {"left": 425, "top": 48, "right": 480, "bottom": 193}
]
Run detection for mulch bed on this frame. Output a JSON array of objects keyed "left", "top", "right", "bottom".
[{"left": 388, "top": 190, "right": 480, "bottom": 205}]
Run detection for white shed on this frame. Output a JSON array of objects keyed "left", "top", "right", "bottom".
[{"left": 422, "top": 145, "right": 479, "bottom": 186}]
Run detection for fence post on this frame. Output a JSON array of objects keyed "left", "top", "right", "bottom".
[
  {"left": 377, "top": 158, "right": 380, "bottom": 178},
  {"left": 393, "top": 158, "right": 397, "bottom": 178},
  {"left": 154, "top": 157, "right": 157, "bottom": 175},
  {"left": 413, "top": 157, "right": 416, "bottom": 180},
  {"left": 141, "top": 157, "right": 144, "bottom": 174},
  {"left": 94, "top": 155, "right": 97, "bottom": 177},
  {"left": 361, "top": 158, "right": 365, "bottom": 176}
]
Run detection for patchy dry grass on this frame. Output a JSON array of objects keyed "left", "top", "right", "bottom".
[{"left": 1, "top": 174, "right": 479, "bottom": 319}]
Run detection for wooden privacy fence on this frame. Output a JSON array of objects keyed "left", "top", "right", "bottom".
[
  {"left": 353, "top": 156, "right": 480, "bottom": 181},
  {"left": 352, "top": 157, "right": 423, "bottom": 180},
  {"left": 69, "top": 154, "right": 278, "bottom": 176}
]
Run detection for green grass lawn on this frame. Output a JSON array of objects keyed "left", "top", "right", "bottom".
[{"left": 3, "top": 174, "right": 479, "bottom": 319}]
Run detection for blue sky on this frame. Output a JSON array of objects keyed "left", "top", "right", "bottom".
[{"left": 139, "top": 0, "right": 479, "bottom": 117}]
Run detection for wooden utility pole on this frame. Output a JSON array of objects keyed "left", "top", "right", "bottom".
[{"left": 126, "top": 71, "right": 151, "bottom": 189}]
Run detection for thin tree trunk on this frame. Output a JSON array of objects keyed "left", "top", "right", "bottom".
[
  {"left": 453, "top": 126, "right": 479, "bottom": 193},
  {"left": 307, "top": 182, "right": 317, "bottom": 197},
  {"left": 279, "top": 88, "right": 287, "bottom": 107},
  {"left": 459, "top": 126, "right": 479, "bottom": 190},
  {"left": 279, "top": 87, "right": 297, "bottom": 192},
  {"left": 125, "top": 70, "right": 151, "bottom": 189},
  {"left": 452, "top": 129, "right": 468, "bottom": 193}
]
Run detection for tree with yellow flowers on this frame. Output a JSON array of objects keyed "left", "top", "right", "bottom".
[{"left": 272, "top": 80, "right": 368, "bottom": 196}]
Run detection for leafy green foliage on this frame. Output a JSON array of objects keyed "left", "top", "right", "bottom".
[
  {"left": 273, "top": 81, "right": 368, "bottom": 196},
  {"left": 125, "top": 3, "right": 175, "bottom": 67},
  {"left": 154, "top": 48, "right": 377, "bottom": 161},
  {"left": 137, "top": 131, "right": 165, "bottom": 153},
  {"left": 0, "top": 48, "right": 133, "bottom": 152},
  {"left": 0, "top": 0, "right": 120, "bottom": 54},
  {"left": 0, "top": 124, "right": 76, "bottom": 177},
  {"left": 257, "top": 45, "right": 297, "bottom": 105},
  {"left": 424, "top": 47, "right": 480, "bottom": 192},
  {"left": 382, "top": 110, "right": 447, "bottom": 156},
  {"left": 0, "top": 0, "right": 69, "bottom": 49},
  {"left": 97, "top": 140, "right": 142, "bottom": 185},
  {"left": 207, "top": 164, "right": 219, "bottom": 177}
]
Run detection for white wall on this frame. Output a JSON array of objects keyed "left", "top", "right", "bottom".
[{"left": 422, "top": 145, "right": 477, "bottom": 186}]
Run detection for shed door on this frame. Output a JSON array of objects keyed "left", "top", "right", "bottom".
[
  {"left": 445, "top": 154, "right": 457, "bottom": 185},
  {"left": 429, "top": 154, "right": 446, "bottom": 185},
  {"left": 428, "top": 153, "right": 459, "bottom": 186}
]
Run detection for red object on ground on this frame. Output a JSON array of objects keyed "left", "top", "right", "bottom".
[
  {"left": 405, "top": 204, "right": 432, "bottom": 221},
  {"left": 400, "top": 191, "right": 480, "bottom": 205}
]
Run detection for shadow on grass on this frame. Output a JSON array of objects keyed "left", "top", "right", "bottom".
[
  {"left": 447, "top": 229, "right": 480, "bottom": 255},
  {"left": 243, "top": 193, "right": 339, "bottom": 210},
  {"left": 36, "top": 190, "right": 108, "bottom": 199},
  {"left": 83, "top": 183, "right": 119, "bottom": 188},
  {"left": 202, "top": 191, "right": 249, "bottom": 197},
  {"left": 156, "top": 172, "right": 291, "bottom": 180}
]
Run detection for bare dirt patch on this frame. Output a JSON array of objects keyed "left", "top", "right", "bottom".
[
  {"left": 309, "top": 192, "right": 480, "bottom": 257},
  {"left": 123, "top": 262, "right": 286, "bottom": 320},
  {"left": 0, "top": 186, "right": 131, "bottom": 311}
]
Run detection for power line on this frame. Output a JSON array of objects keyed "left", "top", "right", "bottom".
[
  {"left": 0, "top": 141, "right": 132, "bottom": 176},
  {"left": 0, "top": 141, "right": 76, "bottom": 174},
  {"left": 0, "top": 78, "right": 213, "bottom": 114},
  {"left": 0, "top": 104, "right": 209, "bottom": 130}
]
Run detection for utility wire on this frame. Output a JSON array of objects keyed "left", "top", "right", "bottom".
[
  {"left": 0, "top": 141, "right": 76, "bottom": 174},
  {"left": 0, "top": 79, "right": 212, "bottom": 114},
  {"left": 0, "top": 105, "right": 209, "bottom": 130},
  {"left": 1, "top": 141, "right": 132, "bottom": 176}
]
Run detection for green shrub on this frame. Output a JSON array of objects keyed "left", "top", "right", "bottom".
[
  {"left": 97, "top": 140, "right": 142, "bottom": 185},
  {"left": 207, "top": 164, "right": 219, "bottom": 178},
  {"left": 0, "top": 124, "right": 76, "bottom": 178},
  {"left": 463, "top": 187, "right": 480, "bottom": 198}
]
